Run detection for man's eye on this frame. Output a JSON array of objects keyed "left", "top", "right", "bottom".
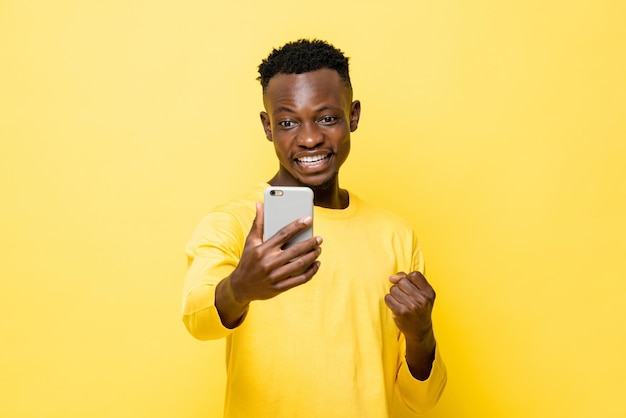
[
  {"left": 319, "top": 116, "right": 336, "bottom": 124},
  {"left": 279, "top": 120, "right": 294, "bottom": 127}
]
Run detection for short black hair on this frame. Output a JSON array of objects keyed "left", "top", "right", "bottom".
[{"left": 257, "top": 39, "right": 351, "bottom": 92}]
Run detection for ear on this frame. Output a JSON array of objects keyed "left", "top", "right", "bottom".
[
  {"left": 349, "top": 100, "right": 361, "bottom": 132},
  {"left": 260, "top": 111, "right": 273, "bottom": 141}
]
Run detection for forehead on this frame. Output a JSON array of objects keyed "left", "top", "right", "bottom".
[{"left": 263, "top": 69, "right": 351, "bottom": 112}]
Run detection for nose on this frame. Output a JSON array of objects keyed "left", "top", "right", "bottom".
[{"left": 297, "top": 122, "right": 324, "bottom": 148}]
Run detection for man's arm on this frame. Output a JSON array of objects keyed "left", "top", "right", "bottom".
[
  {"left": 385, "top": 270, "right": 446, "bottom": 413},
  {"left": 385, "top": 271, "right": 437, "bottom": 379}
]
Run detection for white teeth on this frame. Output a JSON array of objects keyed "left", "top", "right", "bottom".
[{"left": 297, "top": 155, "right": 328, "bottom": 164}]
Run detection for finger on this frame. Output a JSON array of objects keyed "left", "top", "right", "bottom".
[
  {"left": 260, "top": 235, "right": 321, "bottom": 275},
  {"left": 395, "top": 277, "right": 433, "bottom": 306},
  {"left": 406, "top": 271, "right": 435, "bottom": 297},
  {"left": 388, "top": 282, "right": 417, "bottom": 306},
  {"left": 274, "top": 260, "right": 321, "bottom": 292},
  {"left": 277, "top": 235, "right": 322, "bottom": 264},
  {"left": 264, "top": 215, "right": 314, "bottom": 248},
  {"left": 270, "top": 244, "right": 322, "bottom": 280},
  {"left": 384, "top": 293, "right": 404, "bottom": 315}
]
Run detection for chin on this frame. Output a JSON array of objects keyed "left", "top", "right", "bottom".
[{"left": 300, "top": 173, "right": 338, "bottom": 190}]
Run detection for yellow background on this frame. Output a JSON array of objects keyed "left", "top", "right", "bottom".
[{"left": 1, "top": 1, "right": 625, "bottom": 417}]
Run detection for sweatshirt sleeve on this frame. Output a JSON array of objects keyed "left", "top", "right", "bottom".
[
  {"left": 181, "top": 211, "right": 246, "bottom": 340},
  {"left": 392, "top": 227, "right": 447, "bottom": 413},
  {"left": 395, "top": 344, "right": 447, "bottom": 414}
]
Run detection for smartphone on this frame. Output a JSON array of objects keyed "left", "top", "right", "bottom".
[{"left": 263, "top": 186, "right": 314, "bottom": 249}]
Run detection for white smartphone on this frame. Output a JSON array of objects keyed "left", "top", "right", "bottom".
[{"left": 263, "top": 186, "right": 314, "bottom": 249}]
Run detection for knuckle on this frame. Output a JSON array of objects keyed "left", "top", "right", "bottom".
[
  {"left": 285, "top": 245, "right": 301, "bottom": 258},
  {"left": 258, "top": 259, "right": 274, "bottom": 274},
  {"left": 398, "top": 305, "right": 410, "bottom": 316},
  {"left": 294, "top": 256, "right": 310, "bottom": 268},
  {"left": 276, "top": 228, "right": 292, "bottom": 240},
  {"left": 250, "top": 246, "right": 264, "bottom": 260}
]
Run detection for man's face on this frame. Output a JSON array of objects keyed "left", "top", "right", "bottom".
[{"left": 260, "top": 68, "right": 361, "bottom": 188}]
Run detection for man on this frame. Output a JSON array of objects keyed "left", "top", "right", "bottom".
[{"left": 182, "top": 39, "right": 446, "bottom": 417}]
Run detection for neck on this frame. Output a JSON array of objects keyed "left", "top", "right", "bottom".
[{"left": 311, "top": 184, "right": 349, "bottom": 209}]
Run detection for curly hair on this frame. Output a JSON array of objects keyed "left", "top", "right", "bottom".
[{"left": 257, "top": 39, "right": 351, "bottom": 92}]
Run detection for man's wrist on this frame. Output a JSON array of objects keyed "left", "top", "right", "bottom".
[
  {"left": 405, "top": 322, "right": 434, "bottom": 345},
  {"left": 215, "top": 276, "right": 250, "bottom": 329},
  {"left": 223, "top": 273, "right": 250, "bottom": 307}
]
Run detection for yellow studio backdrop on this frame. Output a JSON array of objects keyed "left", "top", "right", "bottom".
[{"left": 1, "top": 1, "right": 624, "bottom": 417}]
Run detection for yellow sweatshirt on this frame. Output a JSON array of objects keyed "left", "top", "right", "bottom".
[{"left": 182, "top": 183, "right": 446, "bottom": 417}]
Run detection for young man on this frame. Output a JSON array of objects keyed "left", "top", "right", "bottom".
[{"left": 182, "top": 39, "right": 446, "bottom": 417}]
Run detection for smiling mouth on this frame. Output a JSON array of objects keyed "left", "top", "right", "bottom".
[{"left": 295, "top": 153, "right": 331, "bottom": 165}]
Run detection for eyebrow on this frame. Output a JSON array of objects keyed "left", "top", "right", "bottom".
[
  {"left": 273, "top": 106, "right": 296, "bottom": 114},
  {"left": 273, "top": 105, "right": 341, "bottom": 115}
]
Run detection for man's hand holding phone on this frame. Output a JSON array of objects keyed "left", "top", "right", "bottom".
[
  {"left": 232, "top": 201, "right": 322, "bottom": 302},
  {"left": 215, "top": 202, "right": 322, "bottom": 329}
]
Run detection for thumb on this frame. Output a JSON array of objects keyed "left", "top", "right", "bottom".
[{"left": 389, "top": 272, "right": 407, "bottom": 284}]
